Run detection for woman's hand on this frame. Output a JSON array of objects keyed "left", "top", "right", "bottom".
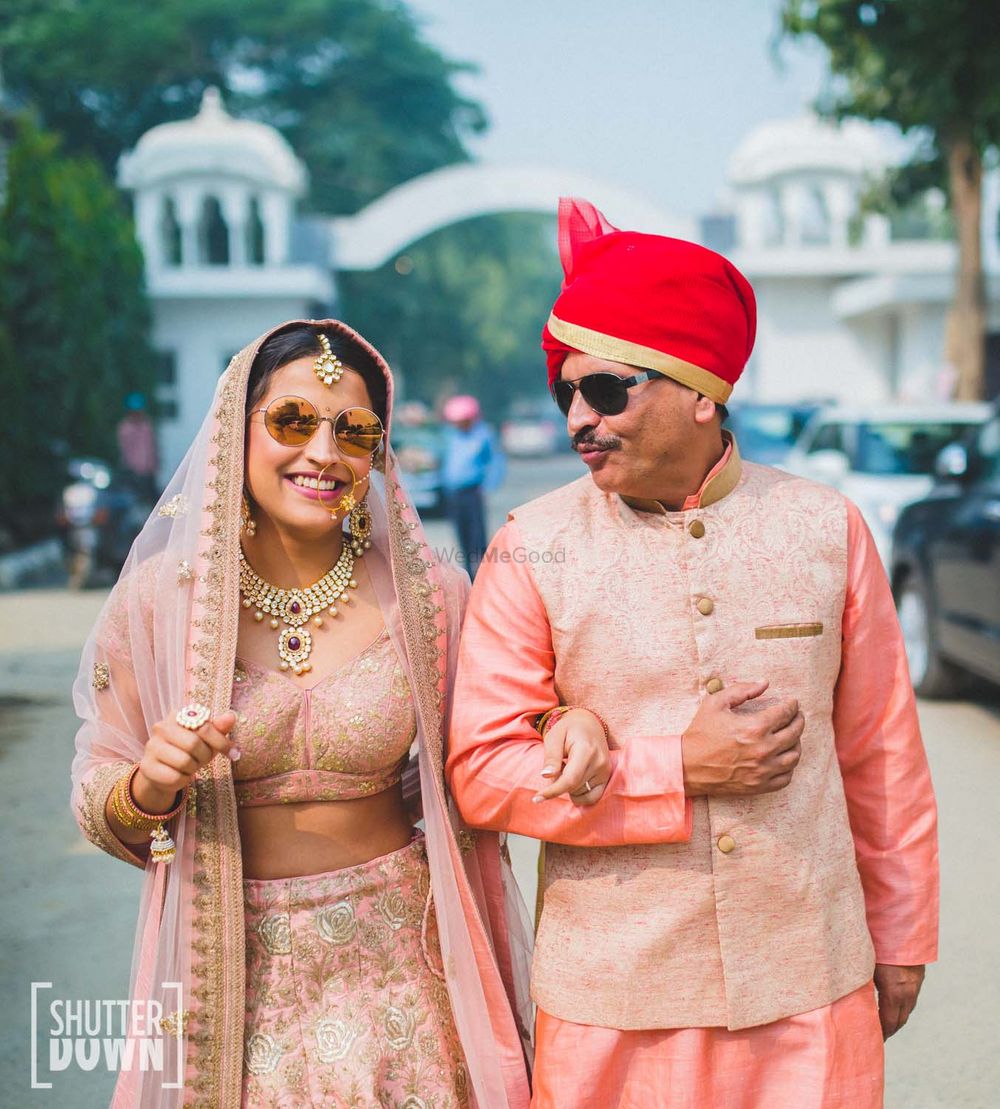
[
  {"left": 532, "top": 709, "right": 611, "bottom": 807},
  {"left": 133, "top": 710, "right": 239, "bottom": 812}
]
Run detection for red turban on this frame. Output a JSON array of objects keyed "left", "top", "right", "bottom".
[{"left": 542, "top": 197, "right": 756, "bottom": 403}]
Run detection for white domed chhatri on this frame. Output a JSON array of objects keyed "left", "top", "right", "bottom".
[
  {"left": 728, "top": 114, "right": 891, "bottom": 187},
  {"left": 118, "top": 87, "right": 314, "bottom": 276},
  {"left": 117, "top": 88, "right": 331, "bottom": 481},
  {"left": 726, "top": 114, "right": 898, "bottom": 253},
  {"left": 119, "top": 87, "right": 305, "bottom": 193}
]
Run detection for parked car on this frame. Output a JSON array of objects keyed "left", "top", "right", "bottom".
[
  {"left": 724, "top": 401, "right": 827, "bottom": 466},
  {"left": 391, "top": 421, "right": 446, "bottom": 517},
  {"left": 783, "top": 403, "right": 992, "bottom": 565},
  {"left": 501, "top": 398, "right": 561, "bottom": 457},
  {"left": 890, "top": 409, "right": 1000, "bottom": 697}
]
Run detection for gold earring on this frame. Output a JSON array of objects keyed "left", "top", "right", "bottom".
[
  {"left": 241, "top": 493, "right": 257, "bottom": 537},
  {"left": 348, "top": 496, "right": 373, "bottom": 557}
]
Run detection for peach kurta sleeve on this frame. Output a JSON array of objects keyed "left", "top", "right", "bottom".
[
  {"left": 833, "top": 501, "right": 939, "bottom": 965},
  {"left": 447, "top": 521, "right": 691, "bottom": 847}
]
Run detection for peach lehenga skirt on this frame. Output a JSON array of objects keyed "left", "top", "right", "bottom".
[{"left": 241, "top": 835, "right": 469, "bottom": 1107}]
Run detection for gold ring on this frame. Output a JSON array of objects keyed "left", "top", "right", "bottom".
[
  {"left": 176, "top": 703, "right": 211, "bottom": 731},
  {"left": 572, "top": 780, "right": 594, "bottom": 797}
]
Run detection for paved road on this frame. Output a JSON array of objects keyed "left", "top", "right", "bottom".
[{"left": 2, "top": 455, "right": 997, "bottom": 1106}]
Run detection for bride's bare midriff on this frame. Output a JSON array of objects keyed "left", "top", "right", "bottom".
[{"left": 238, "top": 782, "right": 414, "bottom": 880}]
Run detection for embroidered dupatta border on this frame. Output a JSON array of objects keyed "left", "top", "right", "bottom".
[{"left": 184, "top": 349, "right": 253, "bottom": 1107}]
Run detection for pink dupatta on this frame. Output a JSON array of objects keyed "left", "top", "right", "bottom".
[{"left": 71, "top": 320, "right": 532, "bottom": 1107}]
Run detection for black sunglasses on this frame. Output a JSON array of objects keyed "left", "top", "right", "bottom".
[{"left": 551, "top": 369, "right": 667, "bottom": 417}]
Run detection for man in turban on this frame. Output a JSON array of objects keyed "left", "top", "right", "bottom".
[{"left": 447, "top": 198, "right": 938, "bottom": 1106}]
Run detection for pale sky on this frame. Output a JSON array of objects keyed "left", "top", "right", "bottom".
[{"left": 409, "top": 0, "right": 833, "bottom": 220}]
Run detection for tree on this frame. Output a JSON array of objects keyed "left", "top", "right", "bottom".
[
  {"left": 782, "top": 0, "right": 1000, "bottom": 399},
  {"left": 1, "top": 1, "right": 557, "bottom": 425},
  {"left": 0, "top": 0, "right": 485, "bottom": 214},
  {"left": 0, "top": 115, "right": 156, "bottom": 543}
]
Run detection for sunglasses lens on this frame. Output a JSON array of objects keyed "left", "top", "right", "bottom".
[
  {"left": 580, "top": 374, "right": 628, "bottom": 416},
  {"left": 335, "top": 408, "right": 383, "bottom": 457},
  {"left": 264, "top": 398, "right": 319, "bottom": 444},
  {"left": 553, "top": 382, "right": 574, "bottom": 417}
]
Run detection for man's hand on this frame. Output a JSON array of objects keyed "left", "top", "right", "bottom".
[
  {"left": 681, "top": 680, "right": 804, "bottom": 797},
  {"left": 533, "top": 710, "right": 611, "bottom": 807},
  {"left": 874, "top": 963, "right": 925, "bottom": 1040}
]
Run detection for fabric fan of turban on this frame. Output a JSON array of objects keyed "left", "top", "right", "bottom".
[{"left": 542, "top": 197, "right": 757, "bottom": 403}]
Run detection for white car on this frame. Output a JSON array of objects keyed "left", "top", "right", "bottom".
[{"left": 782, "top": 403, "right": 992, "bottom": 566}]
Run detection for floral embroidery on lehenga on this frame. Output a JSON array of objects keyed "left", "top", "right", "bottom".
[{"left": 242, "top": 837, "right": 468, "bottom": 1106}]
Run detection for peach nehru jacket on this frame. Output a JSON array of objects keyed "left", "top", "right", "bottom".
[{"left": 447, "top": 439, "right": 939, "bottom": 1032}]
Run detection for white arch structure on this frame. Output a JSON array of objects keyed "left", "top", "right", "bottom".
[{"left": 328, "top": 163, "right": 694, "bottom": 271}]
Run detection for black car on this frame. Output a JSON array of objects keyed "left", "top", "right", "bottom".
[{"left": 890, "top": 407, "right": 1000, "bottom": 697}]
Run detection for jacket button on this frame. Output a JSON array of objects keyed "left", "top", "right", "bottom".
[
  {"left": 688, "top": 520, "right": 706, "bottom": 538},
  {"left": 696, "top": 597, "right": 715, "bottom": 616},
  {"left": 717, "top": 834, "right": 736, "bottom": 854},
  {"left": 705, "top": 677, "right": 724, "bottom": 694}
]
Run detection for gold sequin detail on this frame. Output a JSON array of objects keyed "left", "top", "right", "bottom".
[
  {"left": 160, "top": 1009, "right": 191, "bottom": 1037},
  {"left": 457, "top": 830, "right": 477, "bottom": 855},
  {"left": 176, "top": 559, "right": 194, "bottom": 583},
  {"left": 92, "top": 662, "right": 110, "bottom": 691},
  {"left": 157, "top": 493, "right": 189, "bottom": 518}
]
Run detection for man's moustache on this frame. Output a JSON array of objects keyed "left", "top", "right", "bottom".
[{"left": 572, "top": 434, "right": 620, "bottom": 452}]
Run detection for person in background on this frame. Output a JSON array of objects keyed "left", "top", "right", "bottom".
[
  {"left": 116, "top": 392, "right": 159, "bottom": 501},
  {"left": 441, "top": 394, "right": 505, "bottom": 576}
]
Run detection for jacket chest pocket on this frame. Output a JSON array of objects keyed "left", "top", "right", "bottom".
[
  {"left": 754, "top": 622, "right": 824, "bottom": 640},
  {"left": 751, "top": 621, "right": 834, "bottom": 688}
]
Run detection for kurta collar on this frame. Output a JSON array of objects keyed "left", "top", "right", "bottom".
[{"left": 619, "top": 431, "right": 742, "bottom": 516}]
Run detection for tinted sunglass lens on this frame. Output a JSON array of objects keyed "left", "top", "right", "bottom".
[
  {"left": 265, "top": 398, "right": 319, "bottom": 444},
  {"left": 580, "top": 375, "right": 628, "bottom": 416},
  {"left": 553, "top": 382, "right": 573, "bottom": 416},
  {"left": 335, "top": 408, "right": 383, "bottom": 456}
]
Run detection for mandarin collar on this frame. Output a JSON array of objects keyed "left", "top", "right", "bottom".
[{"left": 618, "top": 431, "right": 742, "bottom": 516}]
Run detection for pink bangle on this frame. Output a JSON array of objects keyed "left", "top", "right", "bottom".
[
  {"left": 538, "top": 706, "right": 609, "bottom": 743},
  {"left": 585, "top": 708, "right": 610, "bottom": 744},
  {"left": 538, "top": 706, "right": 571, "bottom": 736}
]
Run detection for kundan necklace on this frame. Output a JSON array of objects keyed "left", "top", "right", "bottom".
[{"left": 239, "top": 547, "right": 358, "bottom": 674}]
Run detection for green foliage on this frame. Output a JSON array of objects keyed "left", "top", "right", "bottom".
[
  {"left": 0, "top": 115, "right": 155, "bottom": 543},
  {"left": 858, "top": 152, "right": 954, "bottom": 241},
  {"left": 1, "top": 0, "right": 485, "bottom": 214},
  {"left": 781, "top": 0, "right": 1000, "bottom": 203},
  {"left": 1, "top": 0, "right": 560, "bottom": 467},
  {"left": 781, "top": 1, "right": 1000, "bottom": 146},
  {"left": 340, "top": 214, "right": 562, "bottom": 420}
]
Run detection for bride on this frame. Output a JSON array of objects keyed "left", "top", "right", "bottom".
[{"left": 71, "top": 319, "right": 531, "bottom": 1107}]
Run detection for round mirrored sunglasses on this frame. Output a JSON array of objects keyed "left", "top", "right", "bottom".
[{"left": 250, "top": 396, "right": 384, "bottom": 457}]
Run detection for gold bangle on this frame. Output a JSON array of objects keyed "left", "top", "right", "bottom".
[{"left": 111, "top": 764, "right": 184, "bottom": 833}]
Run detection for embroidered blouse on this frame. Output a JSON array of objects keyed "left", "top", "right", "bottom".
[{"left": 230, "top": 629, "right": 416, "bottom": 807}]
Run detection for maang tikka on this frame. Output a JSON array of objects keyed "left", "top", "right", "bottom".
[{"left": 314, "top": 333, "right": 344, "bottom": 386}]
